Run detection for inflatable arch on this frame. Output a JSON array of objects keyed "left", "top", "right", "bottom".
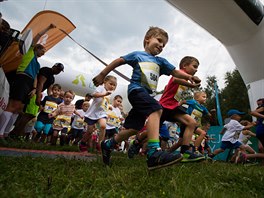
[{"left": 167, "top": 0, "right": 264, "bottom": 110}]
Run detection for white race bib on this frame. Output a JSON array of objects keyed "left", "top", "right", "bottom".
[
  {"left": 100, "top": 96, "right": 110, "bottom": 111},
  {"left": 53, "top": 115, "right": 71, "bottom": 128},
  {"left": 139, "top": 62, "right": 160, "bottom": 92},
  {"left": 43, "top": 101, "right": 58, "bottom": 114},
  {"left": 174, "top": 85, "right": 188, "bottom": 101},
  {"left": 190, "top": 109, "right": 203, "bottom": 124}
]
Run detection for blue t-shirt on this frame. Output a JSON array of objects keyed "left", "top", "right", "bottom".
[
  {"left": 185, "top": 99, "right": 209, "bottom": 126},
  {"left": 121, "top": 51, "right": 175, "bottom": 94}
]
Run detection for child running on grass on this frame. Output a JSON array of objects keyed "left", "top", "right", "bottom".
[
  {"left": 79, "top": 75, "right": 117, "bottom": 152},
  {"left": 178, "top": 91, "right": 210, "bottom": 154},
  {"left": 67, "top": 101, "right": 90, "bottom": 145},
  {"left": 150, "top": 56, "right": 204, "bottom": 162},
  {"left": 93, "top": 27, "right": 201, "bottom": 170},
  {"left": 105, "top": 95, "right": 123, "bottom": 139},
  {"left": 209, "top": 109, "right": 255, "bottom": 160},
  {"left": 48, "top": 90, "right": 82, "bottom": 146}
]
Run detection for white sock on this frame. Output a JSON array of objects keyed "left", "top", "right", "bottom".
[
  {"left": 0, "top": 111, "right": 13, "bottom": 136},
  {"left": 4, "top": 113, "right": 19, "bottom": 134}
]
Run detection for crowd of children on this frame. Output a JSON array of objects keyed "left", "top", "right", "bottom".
[{"left": 1, "top": 26, "right": 263, "bottom": 170}]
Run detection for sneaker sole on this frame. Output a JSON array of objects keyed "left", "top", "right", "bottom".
[
  {"left": 148, "top": 156, "right": 183, "bottom": 171},
  {"left": 181, "top": 156, "right": 205, "bottom": 163}
]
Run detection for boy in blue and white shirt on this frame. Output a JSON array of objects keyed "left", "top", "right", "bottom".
[{"left": 209, "top": 109, "right": 255, "bottom": 159}]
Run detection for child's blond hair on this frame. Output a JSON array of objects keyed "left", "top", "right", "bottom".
[
  {"left": 65, "top": 90, "right": 75, "bottom": 98},
  {"left": 143, "top": 26, "right": 168, "bottom": 47},
  {"left": 194, "top": 91, "right": 206, "bottom": 100}
]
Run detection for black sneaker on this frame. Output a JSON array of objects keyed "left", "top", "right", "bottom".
[
  {"left": 181, "top": 150, "right": 205, "bottom": 162},
  {"left": 128, "top": 140, "right": 141, "bottom": 159},
  {"left": 147, "top": 149, "right": 183, "bottom": 170},
  {"left": 101, "top": 140, "right": 112, "bottom": 165}
]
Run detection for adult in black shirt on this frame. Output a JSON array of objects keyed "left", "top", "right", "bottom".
[{"left": 35, "top": 63, "right": 64, "bottom": 106}]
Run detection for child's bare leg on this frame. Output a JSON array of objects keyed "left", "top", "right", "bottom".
[
  {"left": 81, "top": 125, "right": 94, "bottom": 143},
  {"left": 193, "top": 128, "right": 206, "bottom": 151},
  {"left": 137, "top": 130, "right": 148, "bottom": 142},
  {"left": 51, "top": 130, "right": 59, "bottom": 145},
  {"left": 146, "top": 110, "right": 162, "bottom": 140},
  {"left": 115, "top": 128, "right": 138, "bottom": 142},
  {"left": 176, "top": 114, "right": 197, "bottom": 154},
  {"left": 212, "top": 148, "right": 225, "bottom": 156},
  {"left": 245, "top": 145, "right": 256, "bottom": 154},
  {"left": 246, "top": 153, "right": 264, "bottom": 159},
  {"left": 169, "top": 137, "right": 183, "bottom": 152},
  {"left": 98, "top": 118, "right": 106, "bottom": 144}
]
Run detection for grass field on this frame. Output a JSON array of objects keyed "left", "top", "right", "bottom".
[{"left": 0, "top": 142, "right": 264, "bottom": 198}]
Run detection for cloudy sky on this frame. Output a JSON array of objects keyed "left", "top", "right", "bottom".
[{"left": 1, "top": 0, "right": 239, "bottom": 93}]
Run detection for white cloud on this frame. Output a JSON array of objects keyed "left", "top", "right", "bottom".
[{"left": 1, "top": 0, "right": 237, "bottom": 94}]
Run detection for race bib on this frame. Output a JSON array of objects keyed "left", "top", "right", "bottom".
[
  {"left": 101, "top": 96, "right": 110, "bottom": 111},
  {"left": 107, "top": 114, "right": 121, "bottom": 127},
  {"left": 43, "top": 101, "right": 58, "bottom": 114},
  {"left": 190, "top": 109, "right": 203, "bottom": 124},
  {"left": 174, "top": 85, "right": 188, "bottom": 101},
  {"left": 74, "top": 117, "right": 85, "bottom": 128},
  {"left": 139, "top": 62, "right": 160, "bottom": 92},
  {"left": 53, "top": 115, "right": 71, "bottom": 128}
]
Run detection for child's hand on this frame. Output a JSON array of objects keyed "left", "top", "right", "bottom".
[
  {"left": 105, "top": 91, "right": 113, "bottom": 96},
  {"left": 93, "top": 73, "right": 105, "bottom": 87},
  {"left": 191, "top": 76, "right": 201, "bottom": 84}
]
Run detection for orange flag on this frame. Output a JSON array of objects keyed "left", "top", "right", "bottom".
[{"left": 0, "top": 10, "right": 76, "bottom": 73}]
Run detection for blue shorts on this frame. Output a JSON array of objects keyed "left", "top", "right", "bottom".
[
  {"left": 220, "top": 141, "right": 242, "bottom": 150},
  {"left": 35, "top": 121, "right": 52, "bottom": 135},
  {"left": 123, "top": 88, "right": 162, "bottom": 131}
]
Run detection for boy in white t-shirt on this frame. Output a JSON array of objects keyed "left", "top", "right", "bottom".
[
  {"left": 209, "top": 109, "right": 255, "bottom": 159},
  {"left": 105, "top": 95, "right": 123, "bottom": 139},
  {"left": 68, "top": 101, "right": 90, "bottom": 145}
]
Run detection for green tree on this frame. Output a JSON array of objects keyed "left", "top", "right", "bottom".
[
  {"left": 202, "top": 69, "right": 251, "bottom": 125},
  {"left": 220, "top": 69, "right": 251, "bottom": 121}
]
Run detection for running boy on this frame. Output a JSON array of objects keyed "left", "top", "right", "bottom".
[
  {"left": 179, "top": 91, "right": 210, "bottom": 154},
  {"left": 105, "top": 95, "right": 123, "bottom": 139},
  {"left": 93, "top": 27, "right": 201, "bottom": 170},
  {"left": 209, "top": 109, "right": 255, "bottom": 159},
  {"left": 158, "top": 57, "right": 205, "bottom": 162},
  {"left": 68, "top": 101, "right": 90, "bottom": 145}
]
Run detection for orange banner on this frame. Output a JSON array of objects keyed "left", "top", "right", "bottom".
[{"left": 0, "top": 10, "right": 76, "bottom": 73}]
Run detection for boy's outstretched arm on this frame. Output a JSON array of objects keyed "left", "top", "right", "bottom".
[
  {"left": 93, "top": 58, "right": 126, "bottom": 86},
  {"left": 173, "top": 78, "right": 200, "bottom": 88},
  {"left": 171, "top": 69, "right": 201, "bottom": 84}
]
